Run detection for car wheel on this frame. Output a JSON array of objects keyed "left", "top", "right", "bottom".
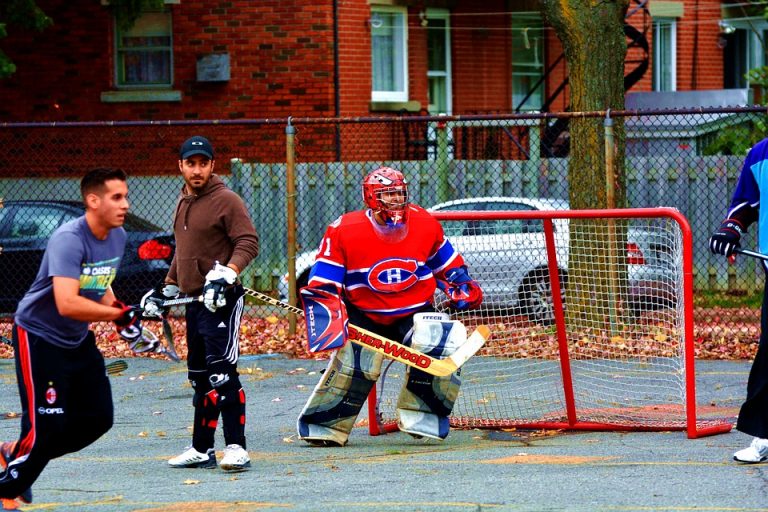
[{"left": 519, "top": 268, "right": 567, "bottom": 325}]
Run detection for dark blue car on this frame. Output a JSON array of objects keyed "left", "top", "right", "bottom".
[{"left": 0, "top": 200, "right": 175, "bottom": 312}]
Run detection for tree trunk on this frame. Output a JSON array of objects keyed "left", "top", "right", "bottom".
[{"left": 542, "top": 0, "right": 631, "bottom": 329}]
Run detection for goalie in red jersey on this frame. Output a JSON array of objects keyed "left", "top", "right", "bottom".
[{"left": 297, "top": 166, "right": 483, "bottom": 446}]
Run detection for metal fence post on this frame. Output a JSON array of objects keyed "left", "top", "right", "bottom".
[
  {"left": 436, "top": 118, "right": 450, "bottom": 203},
  {"left": 604, "top": 109, "right": 616, "bottom": 210},
  {"left": 286, "top": 117, "right": 298, "bottom": 335},
  {"left": 604, "top": 109, "right": 620, "bottom": 333},
  {"left": 526, "top": 120, "right": 542, "bottom": 197},
  {"left": 231, "top": 157, "right": 257, "bottom": 289}
]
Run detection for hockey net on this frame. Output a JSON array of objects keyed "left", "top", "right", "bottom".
[{"left": 368, "top": 207, "right": 732, "bottom": 439}]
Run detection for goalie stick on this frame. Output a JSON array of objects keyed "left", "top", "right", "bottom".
[
  {"left": 0, "top": 335, "right": 128, "bottom": 375},
  {"left": 242, "top": 287, "right": 490, "bottom": 377}
]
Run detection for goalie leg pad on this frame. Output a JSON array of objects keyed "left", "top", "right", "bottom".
[
  {"left": 297, "top": 342, "right": 383, "bottom": 446},
  {"left": 396, "top": 313, "right": 465, "bottom": 440}
]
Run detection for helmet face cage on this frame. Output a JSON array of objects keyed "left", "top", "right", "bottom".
[{"left": 362, "top": 167, "right": 409, "bottom": 227}]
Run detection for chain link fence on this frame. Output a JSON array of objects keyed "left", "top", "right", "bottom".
[{"left": 0, "top": 107, "right": 764, "bottom": 355}]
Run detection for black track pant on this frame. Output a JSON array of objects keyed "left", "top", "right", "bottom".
[
  {"left": 0, "top": 325, "right": 113, "bottom": 499},
  {"left": 185, "top": 285, "right": 247, "bottom": 450},
  {"left": 737, "top": 277, "right": 768, "bottom": 438}
]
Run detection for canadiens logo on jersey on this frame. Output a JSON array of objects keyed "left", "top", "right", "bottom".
[
  {"left": 367, "top": 259, "right": 420, "bottom": 293},
  {"left": 309, "top": 206, "right": 465, "bottom": 323},
  {"left": 45, "top": 385, "right": 57, "bottom": 405}
]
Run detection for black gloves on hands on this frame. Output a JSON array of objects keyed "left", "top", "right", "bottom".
[
  {"left": 708, "top": 219, "right": 743, "bottom": 257},
  {"left": 140, "top": 282, "right": 180, "bottom": 318}
]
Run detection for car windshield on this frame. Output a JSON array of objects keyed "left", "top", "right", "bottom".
[
  {"left": 433, "top": 199, "right": 546, "bottom": 237},
  {"left": 3, "top": 202, "right": 166, "bottom": 236},
  {"left": 123, "top": 212, "right": 165, "bottom": 232}
]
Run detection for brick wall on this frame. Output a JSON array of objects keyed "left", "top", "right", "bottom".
[
  {"left": 0, "top": 0, "right": 731, "bottom": 166},
  {"left": 626, "top": 0, "right": 724, "bottom": 93},
  {"left": 336, "top": 0, "right": 374, "bottom": 116},
  {"left": 452, "top": 2, "right": 512, "bottom": 114},
  {"left": 674, "top": 0, "right": 723, "bottom": 91},
  {"left": 545, "top": 32, "right": 568, "bottom": 112},
  {"left": 0, "top": 0, "right": 336, "bottom": 122},
  {"left": 541, "top": 1, "right": 726, "bottom": 101}
]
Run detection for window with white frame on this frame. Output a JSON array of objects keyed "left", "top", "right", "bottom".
[
  {"left": 652, "top": 18, "right": 676, "bottom": 92},
  {"left": 427, "top": 9, "right": 451, "bottom": 114},
  {"left": 511, "top": 13, "right": 544, "bottom": 111},
  {"left": 371, "top": 6, "right": 408, "bottom": 102},
  {"left": 721, "top": 19, "right": 768, "bottom": 89},
  {"left": 115, "top": 9, "right": 173, "bottom": 88}
]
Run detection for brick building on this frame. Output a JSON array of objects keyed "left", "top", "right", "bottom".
[{"left": 0, "top": 0, "right": 755, "bottom": 167}]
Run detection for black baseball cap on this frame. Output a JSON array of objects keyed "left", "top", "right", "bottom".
[{"left": 180, "top": 135, "right": 215, "bottom": 160}]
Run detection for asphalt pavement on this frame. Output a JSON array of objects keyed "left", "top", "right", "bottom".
[{"left": 0, "top": 355, "right": 763, "bottom": 512}]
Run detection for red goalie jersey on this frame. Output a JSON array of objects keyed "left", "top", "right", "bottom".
[{"left": 307, "top": 205, "right": 466, "bottom": 325}]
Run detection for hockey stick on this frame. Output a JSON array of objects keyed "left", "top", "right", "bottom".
[
  {"left": 734, "top": 247, "right": 768, "bottom": 261},
  {"left": 134, "top": 295, "right": 204, "bottom": 363},
  {"left": 128, "top": 324, "right": 181, "bottom": 363},
  {"left": 242, "top": 287, "right": 490, "bottom": 377},
  {"left": 157, "top": 296, "right": 204, "bottom": 363},
  {"left": 138, "top": 294, "right": 241, "bottom": 363},
  {"left": 155, "top": 295, "right": 203, "bottom": 308},
  {"left": 159, "top": 314, "right": 180, "bottom": 362},
  {"left": 0, "top": 335, "right": 128, "bottom": 375}
]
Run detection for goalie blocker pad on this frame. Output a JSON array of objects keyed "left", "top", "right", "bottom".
[
  {"left": 397, "top": 312, "right": 465, "bottom": 440},
  {"left": 299, "top": 285, "right": 348, "bottom": 353}
]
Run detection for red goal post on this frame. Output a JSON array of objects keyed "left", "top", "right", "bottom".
[{"left": 367, "top": 207, "right": 733, "bottom": 439}]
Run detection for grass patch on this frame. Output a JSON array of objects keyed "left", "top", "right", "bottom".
[{"left": 694, "top": 289, "right": 763, "bottom": 309}]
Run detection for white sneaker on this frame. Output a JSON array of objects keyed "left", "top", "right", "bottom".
[
  {"left": 168, "top": 446, "right": 216, "bottom": 468},
  {"left": 220, "top": 444, "right": 251, "bottom": 472},
  {"left": 733, "top": 437, "right": 768, "bottom": 463}
]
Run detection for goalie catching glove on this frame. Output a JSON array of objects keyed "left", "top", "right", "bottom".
[
  {"left": 436, "top": 266, "right": 483, "bottom": 310},
  {"left": 140, "top": 282, "right": 180, "bottom": 318},
  {"left": 299, "top": 284, "right": 348, "bottom": 353},
  {"left": 203, "top": 261, "right": 238, "bottom": 312},
  {"left": 113, "top": 300, "right": 161, "bottom": 353}
]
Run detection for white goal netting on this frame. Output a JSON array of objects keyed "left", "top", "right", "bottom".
[{"left": 369, "top": 207, "right": 732, "bottom": 438}]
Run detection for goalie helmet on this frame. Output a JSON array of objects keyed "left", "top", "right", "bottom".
[{"left": 362, "top": 167, "right": 409, "bottom": 229}]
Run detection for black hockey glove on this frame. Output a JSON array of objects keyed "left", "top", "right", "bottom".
[
  {"left": 140, "top": 282, "right": 180, "bottom": 318},
  {"left": 708, "top": 219, "right": 743, "bottom": 257}
]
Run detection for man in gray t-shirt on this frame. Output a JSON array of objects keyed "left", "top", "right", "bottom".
[
  {"left": 15, "top": 216, "right": 125, "bottom": 346},
  {"left": 0, "top": 169, "right": 137, "bottom": 508}
]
